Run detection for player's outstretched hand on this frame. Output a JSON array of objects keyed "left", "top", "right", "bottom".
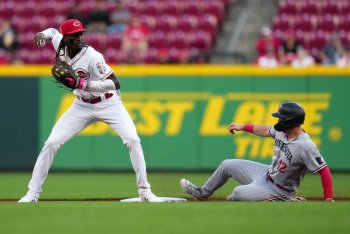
[
  {"left": 324, "top": 198, "right": 335, "bottom": 202},
  {"left": 34, "top": 33, "right": 45, "bottom": 48},
  {"left": 228, "top": 123, "right": 244, "bottom": 134}
]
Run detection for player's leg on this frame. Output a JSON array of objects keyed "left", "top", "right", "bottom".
[
  {"left": 19, "top": 102, "right": 95, "bottom": 202},
  {"left": 226, "top": 175, "right": 289, "bottom": 201},
  {"left": 100, "top": 99, "right": 162, "bottom": 202},
  {"left": 203, "top": 159, "right": 269, "bottom": 197},
  {"left": 181, "top": 159, "right": 269, "bottom": 200}
]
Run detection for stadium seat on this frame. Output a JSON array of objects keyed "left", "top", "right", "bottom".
[
  {"left": 106, "top": 34, "right": 122, "bottom": 50},
  {"left": 323, "top": 1, "right": 339, "bottom": 15},
  {"left": 155, "top": 15, "right": 177, "bottom": 32},
  {"left": 162, "top": 1, "right": 183, "bottom": 16},
  {"left": 182, "top": 1, "right": 202, "bottom": 15},
  {"left": 84, "top": 33, "right": 107, "bottom": 52},
  {"left": 144, "top": 47, "right": 160, "bottom": 64},
  {"left": 190, "top": 31, "right": 212, "bottom": 51},
  {"left": 177, "top": 15, "right": 198, "bottom": 32},
  {"left": 167, "top": 31, "right": 190, "bottom": 49},
  {"left": 148, "top": 30, "right": 168, "bottom": 48},
  {"left": 278, "top": 0, "right": 298, "bottom": 15},
  {"left": 142, "top": 1, "right": 163, "bottom": 16},
  {"left": 105, "top": 49, "right": 126, "bottom": 64},
  {"left": 197, "top": 14, "right": 218, "bottom": 37},
  {"left": 139, "top": 15, "right": 156, "bottom": 30},
  {"left": 202, "top": 1, "right": 225, "bottom": 22},
  {"left": 3, "top": 0, "right": 227, "bottom": 64}
]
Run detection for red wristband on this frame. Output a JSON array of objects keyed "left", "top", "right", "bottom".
[{"left": 242, "top": 124, "right": 254, "bottom": 133}]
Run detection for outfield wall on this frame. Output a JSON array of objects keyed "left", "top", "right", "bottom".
[{"left": 0, "top": 65, "right": 349, "bottom": 170}]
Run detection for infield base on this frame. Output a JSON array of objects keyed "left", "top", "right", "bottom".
[{"left": 120, "top": 197, "right": 187, "bottom": 202}]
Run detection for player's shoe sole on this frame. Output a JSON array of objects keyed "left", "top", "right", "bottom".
[{"left": 180, "top": 179, "right": 206, "bottom": 200}]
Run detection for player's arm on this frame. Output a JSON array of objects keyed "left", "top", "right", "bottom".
[
  {"left": 318, "top": 166, "right": 335, "bottom": 202},
  {"left": 228, "top": 123, "right": 271, "bottom": 137},
  {"left": 34, "top": 28, "right": 61, "bottom": 48},
  {"left": 77, "top": 73, "right": 120, "bottom": 92}
]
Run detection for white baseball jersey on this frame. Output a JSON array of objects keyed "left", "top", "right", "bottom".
[
  {"left": 50, "top": 31, "right": 118, "bottom": 99},
  {"left": 268, "top": 127, "right": 327, "bottom": 192},
  {"left": 25, "top": 28, "right": 153, "bottom": 198}
]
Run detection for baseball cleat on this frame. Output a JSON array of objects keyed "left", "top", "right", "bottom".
[
  {"left": 18, "top": 190, "right": 39, "bottom": 203},
  {"left": 180, "top": 179, "right": 206, "bottom": 200},
  {"left": 18, "top": 195, "right": 39, "bottom": 203},
  {"left": 140, "top": 191, "right": 164, "bottom": 202}
]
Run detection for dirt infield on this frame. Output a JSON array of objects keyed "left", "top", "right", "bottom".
[{"left": 1, "top": 197, "right": 350, "bottom": 203}]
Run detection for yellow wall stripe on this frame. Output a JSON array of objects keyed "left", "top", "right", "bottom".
[{"left": 1, "top": 65, "right": 350, "bottom": 77}]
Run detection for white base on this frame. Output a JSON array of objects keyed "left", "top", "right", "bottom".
[{"left": 120, "top": 197, "right": 187, "bottom": 203}]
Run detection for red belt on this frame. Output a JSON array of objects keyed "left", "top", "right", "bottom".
[
  {"left": 78, "top": 93, "right": 113, "bottom": 104},
  {"left": 267, "top": 174, "right": 293, "bottom": 192}
]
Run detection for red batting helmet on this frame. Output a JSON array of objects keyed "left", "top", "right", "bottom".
[{"left": 61, "top": 19, "right": 87, "bottom": 35}]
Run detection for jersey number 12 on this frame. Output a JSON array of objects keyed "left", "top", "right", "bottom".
[{"left": 277, "top": 160, "right": 287, "bottom": 173}]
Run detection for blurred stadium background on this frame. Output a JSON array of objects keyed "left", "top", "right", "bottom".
[
  {"left": 2, "top": 0, "right": 350, "bottom": 65},
  {"left": 1, "top": 0, "right": 350, "bottom": 172}
]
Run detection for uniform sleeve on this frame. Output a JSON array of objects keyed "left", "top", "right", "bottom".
[
  {"left": 301, "top": 143, "right": 327, "bottom": 174},
  {"left": 89, "top": 52, "right": 113, "bottom": 80},
  {"left": 40, "top": 28, "right": 62, "bottom": 51},
  {"left": 51, "top": 33, "right": 63, "bottom": 51},
  {"left": 269, "top": 126, "right": 276, "bottom": 139}
]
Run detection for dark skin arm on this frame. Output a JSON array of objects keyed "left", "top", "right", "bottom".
[{"left": 107, "top": 73, "right": 121, "bottom": 90}]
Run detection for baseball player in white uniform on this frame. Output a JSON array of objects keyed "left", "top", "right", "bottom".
[
  {"left": 181, "top": 102, "right": 334, "bottom": 202},
  {"left": 19, "top": 19, "right": 163, "bottom": 202}
]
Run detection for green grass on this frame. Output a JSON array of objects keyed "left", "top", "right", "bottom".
[{"left": 0, "top": 172, "right": 349, "bottom": 234}]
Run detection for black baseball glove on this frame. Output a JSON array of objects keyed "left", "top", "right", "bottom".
[{"left": 51, "top": 61, "right": 81, "bottom": 89}]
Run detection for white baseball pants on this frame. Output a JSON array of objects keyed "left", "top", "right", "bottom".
[{"left": 27, "top": 95, "right": 151, "bottom": 196}]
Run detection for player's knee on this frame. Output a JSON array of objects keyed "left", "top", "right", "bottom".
[
  {"left": 230, "top": 187, "right": 245, "bottom": 201},
  {"left": 220, "top": 159, "right": 238, "bottom": 171},
  {"left": 124, "top": 136, "right": 141, "bottom": 147},
  {"left": 44, "top": 139, "right": 63, "bottom": 151}
]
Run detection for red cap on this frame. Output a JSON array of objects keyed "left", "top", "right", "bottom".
[{"left": 61, "top": 19, "right": 87, "bottom": 35}]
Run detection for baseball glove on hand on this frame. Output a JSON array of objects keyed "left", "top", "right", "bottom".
[{"left": 51, "top": 61, "right": 81, "bottom": 89}]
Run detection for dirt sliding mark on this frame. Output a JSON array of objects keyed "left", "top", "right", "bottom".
[{"left": 1, "top": 197, "right": 350, "bottom": 203}]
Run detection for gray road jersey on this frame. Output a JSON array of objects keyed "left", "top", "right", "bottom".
[{"left": 268, "top": 127, "right": 327, "bottom": 193}]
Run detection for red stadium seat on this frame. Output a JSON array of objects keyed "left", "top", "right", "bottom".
[
  {"left": 105, "top": 49, "right": 126, "bottom": 64},
  {"left": 177, "top": 15, "right": 198, "bottom": 32},
  {"left": 202, "top": 1, "right": 225, "bottom": 22},
  {"left": 145, "top": 48, "right": 160, "bottom": 64},
  {"left": 295, "top": 14, "right": 313, "bottom": 31},
  {"left": 197, "top": 14, "right": 218, "bottom": 37},
  {"left": 154, "top": 15, "right": 177, "bottom": 32},
  {"left": 125, "top": 1, "right": 142, "bottom": 15},
  {"left": 0, "top": 0, "right": 15, "bottom": 18},
  {"left": 37, "top": 48, "right": 55, "bottom": 64},
  {"left": 318, "top": 14, "right": 336, "bottom": 32},
  {"left": 106, "top": 34, "right": 122, "bottom": 50},
  {"left": 182, "top": 1, "right": 202, "bottom": 15},
  {"left": 148, "top": 30, "right": 168, "bottom": 48},
  {"left": 18, "top": 32, "right": 36, "bottom": 49},
  {"left": 167, "top": 31, "right": 190, "bottom": 49},
  {"left": 142, "top": 1, "right": 163, "bottom": 16},
  {"left": 162, "top": 1, "right": 183, "bottom": 16},
  {"left": 190, "top": 31, "right": 212, "bottom": 51},
  {"left": 278, "top": 0, "right": 298, "bottom": 15},
  {"left": 323, "top": 1, "right": 340, "bottom": 15},
  {"left": 84, "top": 33, "right": 107, "bottom": 52},
  {"left": 139, "top": 15, "right": 156, "bottom": 30}
]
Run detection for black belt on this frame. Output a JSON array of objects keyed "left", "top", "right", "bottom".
[
  {"left": 78, "top": 93, "right": 113, "bottom": 104},
  {"left": 267, "top": 174, "right": 293, "bottom": 192}
]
